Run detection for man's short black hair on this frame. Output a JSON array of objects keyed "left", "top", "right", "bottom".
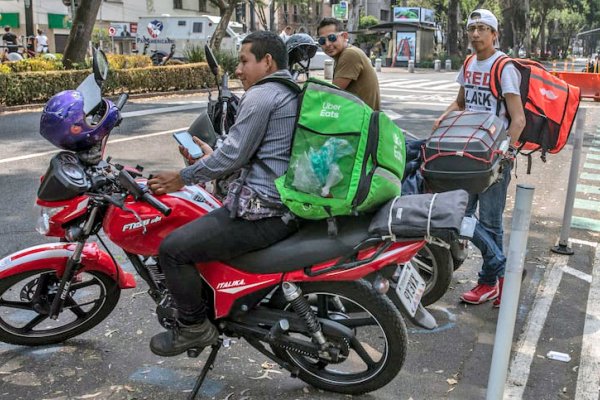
[
  {"left": 242, "top": 31, "right": 288, "bottom": 70},
  {"left": 318, "top": 18, "right": 343, "bottom": 34},
  {"left": 4, "top": 26, "right": 10, "bottom": 32}
]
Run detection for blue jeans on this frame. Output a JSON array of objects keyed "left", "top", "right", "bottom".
[{"left": 466, "top": 161, "right": 512, "bottom": 286}]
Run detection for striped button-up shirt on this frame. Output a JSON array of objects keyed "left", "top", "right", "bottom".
[{"left": 180, "top": 70, "right": 298, "bottom": 206}]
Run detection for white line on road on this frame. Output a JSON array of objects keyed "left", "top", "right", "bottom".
[
  {"left": 562, "top": 265, "right": 593, "bottom": 283},
  {"left": 575, "top": 245, "right": 600, "bottom": 400},
  {"left": 570, "top": 239, "right": 599, "bottom": 248},
  {"left": 504, "top": 255, "right": 565, "bottom": 399},
  {"left": 122, "top": 103, "right": 206, "bottom": 118},
  {"left": 0, "top": 127, "right": 188, "bottom": 164}
]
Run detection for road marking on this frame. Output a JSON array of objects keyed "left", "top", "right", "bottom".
[
  {"left": 0, "top": 127, "right": 188, "bottom": 164},
  {"left": 382, "top": 109, "right": 402, "bottom": 121},
  {"left": 574, "top": 198, "right": 600, "bottom": 212},
  {"left": 572, "top": 216, "right": 600, "bottom": 232},
  {"left": 576, "top": 184, "right": 600, "bottom": 195},
  {"left": 587, "top": 154, "right": 600, "bottom": 161},
  {"left": 575, "top": 245, "right": 600, "bottom": 400},
  {"left": 588, "top": 147, "right": 600, "bottom": 153},
  {"left": 121, "top": 103, "right": 206, "bottom": 118},
  {"left": 583, "top": 162, "right": 600, "bottom": 170},
  {"left": 562, "top": 265, "right": 593, "bottom": 283},
  {"left": 504, "top": 255, "right": 564, "bottom": 399},
  {"left": 580, "top": 172, "right": 600, "bottom": 181},
  {"left": 571, "top": 238, "right": 599, "bottom": 248}
]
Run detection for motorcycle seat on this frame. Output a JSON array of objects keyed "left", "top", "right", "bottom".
[{"left": 227, "top": 214, "right": 376, "bottom": 274}]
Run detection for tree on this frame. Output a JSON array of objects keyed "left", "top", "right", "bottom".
[
  {"left": 62, "top": 0, "right": 102, "bottom": 69},
  {"left": 208, "top": 0, "right": 241, "bottom": 51}
]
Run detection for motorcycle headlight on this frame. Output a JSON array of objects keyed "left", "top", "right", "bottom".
[{"left": 34, "top": 204, "right": 64, "bottom": 235}]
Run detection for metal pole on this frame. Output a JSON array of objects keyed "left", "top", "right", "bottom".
[
  {"left": 408, "top": 59, "right": 415, "bottom": 73},
  {"left": 324, "top": 59, "right": 334, "bottom": 80},
  {"left": 434, "top": 59, "right": 441, "bottom": 71},
  {"left": 552, "top": 107, "right": 586, "bottom": 255},
  {"left": 486, "top": 184, "right": 536, "bottom": 400}
]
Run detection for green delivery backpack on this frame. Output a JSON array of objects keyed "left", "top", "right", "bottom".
[{"left": 275, "top": 78, "right": 406, "bottom": 220}]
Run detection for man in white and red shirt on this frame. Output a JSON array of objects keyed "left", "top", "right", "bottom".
[{"left": 433, "top": 9, "right": 526, "bottom": 307}]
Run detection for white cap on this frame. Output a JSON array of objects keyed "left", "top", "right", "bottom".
[{"left": 467, "top": 9, "right": 498, "bottom": 31}]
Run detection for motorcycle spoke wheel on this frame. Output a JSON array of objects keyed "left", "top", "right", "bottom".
[
  {"left": 0, "top": 270, "right": 120, "bottom": 346},
  {"left": 269, "top": 280, "right": 407, "bottom": 395}
]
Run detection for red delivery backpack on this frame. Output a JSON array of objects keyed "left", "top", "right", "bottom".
[{"left": 464, "top": 55, "right": 581, "bottom": 172}]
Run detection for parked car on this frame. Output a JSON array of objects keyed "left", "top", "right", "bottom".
[{"left": 309, "top": 49, "right": 333, "bottom": 70}]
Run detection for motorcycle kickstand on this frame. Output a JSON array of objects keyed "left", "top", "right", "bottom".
[{"left": 187, "top": 339, "right": 222, "bottom": 400}]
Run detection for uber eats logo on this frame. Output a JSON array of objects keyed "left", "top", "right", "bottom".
[{"left": 320, "top": 101, "right": 341, "bottom": 118}]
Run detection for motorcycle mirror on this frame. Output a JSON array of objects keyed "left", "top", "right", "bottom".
[
  {"left": 92, "top": 48, "right": 109, "bottom": 84},
  {"left": 204, "top": 44, "right": 220, "bottom": 77}
]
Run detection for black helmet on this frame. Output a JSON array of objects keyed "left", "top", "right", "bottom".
[{"left": 286, "top": 33, "right": 318, "bottom": 66}]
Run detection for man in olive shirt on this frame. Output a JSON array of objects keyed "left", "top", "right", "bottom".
[{"left": 317, "top": 18, "right": 380, "bottom": 110}]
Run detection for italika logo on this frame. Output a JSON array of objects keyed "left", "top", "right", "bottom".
[{"left": 147, "top": 20, "right": 163, "bottom": 38}]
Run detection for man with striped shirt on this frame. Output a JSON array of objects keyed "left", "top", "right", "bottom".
[{"left": 147, "top": 31, "right": 299, "bottom": 357}]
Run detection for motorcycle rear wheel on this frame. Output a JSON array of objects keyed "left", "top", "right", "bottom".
[
  {"left": 0, "top": 269, "right": 120, "bottom": 346},
  {"left": 413, "top": 243, "right": 453, "bottom": 306},
  {"left": 268, "top": 280, "right": 407, "bottom": 395}
]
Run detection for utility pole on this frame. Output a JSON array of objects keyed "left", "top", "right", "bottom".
[
  {"left": 24, "top": 0, "right": 34, "bottom": 37},
  {"left": 249, "top": 0, "right": 256, "bottom": 32}
]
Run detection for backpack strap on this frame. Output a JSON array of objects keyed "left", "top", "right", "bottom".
[
  {"left": 254, "top": 75, "right": 303, "bottom": 95},
  {"left": 489, "top": 55, "right": 512, "bottom": 116}
]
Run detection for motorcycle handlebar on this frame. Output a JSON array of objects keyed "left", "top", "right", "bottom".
[
  {"left": 115, "top": 93, "right": 129, "bottom": 110},
  {"left": 141, "top": 192, "right": 172, "bottom": 216}
]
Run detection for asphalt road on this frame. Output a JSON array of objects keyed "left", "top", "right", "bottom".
[{"left": 1, "top": 69, "right": 600, "bottom": 400}]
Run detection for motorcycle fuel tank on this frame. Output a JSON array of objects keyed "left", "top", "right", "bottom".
[{"left": 103, "top": 184, "right": 220, "bottom": 256}]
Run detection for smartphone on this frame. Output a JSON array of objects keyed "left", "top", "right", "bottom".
[{"left": 173, "top": 131, "right": 203, "bottom": 159}]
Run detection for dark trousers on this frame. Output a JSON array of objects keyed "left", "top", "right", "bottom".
[{"left": 159, "top": 206, "right": 298, "bottom": 323}]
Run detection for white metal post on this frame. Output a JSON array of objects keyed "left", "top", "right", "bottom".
[
  {"left": 486, "top": 184, "right": 535, "bottom": 400},
  {"left": 552, "top": 107, "right": 586, "bottom": 255}
]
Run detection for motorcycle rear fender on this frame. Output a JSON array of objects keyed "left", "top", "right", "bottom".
[{"left": 0, "top": 242, "right": 136, "bottom": 289}]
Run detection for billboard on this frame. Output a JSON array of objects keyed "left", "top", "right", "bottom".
[
  {"left": 333, "top": 1, "right": 349, "bottom": 20},
  {"left": 393, "top": 7, "right": 420, "bottom": 23},
  {"left": 396, "top": 32, "right": 416, "bottom": 62},
  {"left": 110, "top": 22, "right": 134, "bottom": 38},
  {"left": 421, "top": 8, "right": 435, "bottom": 25}
]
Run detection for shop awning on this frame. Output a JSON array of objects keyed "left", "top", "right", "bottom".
[{"left": 0, "top": 12, "right": 20, "bottom": 28}]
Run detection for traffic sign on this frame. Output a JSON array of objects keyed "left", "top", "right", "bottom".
[{"left": 108, "top": 26, "right": 116, "bottom": 37}]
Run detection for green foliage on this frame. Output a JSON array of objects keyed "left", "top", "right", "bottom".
[
  {"left": 3, "top": 58, "right": 64, "bottom": 73},
  {"left": 106, "top": 54, "right": 153, "bottom": 69},
  {"left": 214, "top": 49, "right": 238, "bottom": 76},
  {"left": 359, "top": 15, "right": 379, "bottom": 30},
  {"left": 0, "top": 63, "right": 213, "bottom": 106},
  {"left": 183, "top": 44, "right": 207, "bottom": 63}
]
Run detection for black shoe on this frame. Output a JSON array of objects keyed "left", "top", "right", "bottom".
[{"left": 150, "top": 319, "right": 219, "bottom": 357}]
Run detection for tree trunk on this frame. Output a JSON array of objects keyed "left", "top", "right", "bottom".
[
  {"left": 540, "top": 12, "right": 547, "bottom": 58},
  {"left": 524, "top": 0, "right": 531, "bottom": 56},
  {"left": 500, "top": 1, "right": 514, "bottom": 52},
  {"left": 210, "top": 1, "right": 237, "bottom": 51},
  {"left": 447, "top": 0, "right": 459, "bottom": 56},
  {"left": 62, "top": 0, "right": 102, "bottom": 69}
]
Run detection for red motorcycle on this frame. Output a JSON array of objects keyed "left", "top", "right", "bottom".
[{"left": 0, "top": 49, "right": 437, "bottom": 398}]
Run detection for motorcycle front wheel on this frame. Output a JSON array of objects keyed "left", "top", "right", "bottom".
[
  {"left": 268, "top": 280, "right": 407, "bottom": 395},
  {"left": 0, "top": 269, "right": 120, "bottom": 346}
]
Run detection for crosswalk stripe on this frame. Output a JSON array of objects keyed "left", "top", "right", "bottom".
[
  {"left": 589, "top": 147, "right": 600, "bottom": 153},
  {"left": 574, "top": 198, "right": 600, "bottom": 211},
  {"left": 577, "top": 185, "right": 600, "bottom": 195},
  {"left": 584, "top": 163, "right": 600, "bottom": 170},
  {"left": 572, "top": 216, "right": 600, "bottom": 232},
  {"left": 581, "top": 172, "right": 600, "bottom": 181},
  {"left": 587, "top": 154, "right": 600, "bottom": 161}
]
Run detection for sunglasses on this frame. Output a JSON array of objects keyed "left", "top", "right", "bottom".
[{"left": 317, "top": 33, "right": 340, "bottom": 46}]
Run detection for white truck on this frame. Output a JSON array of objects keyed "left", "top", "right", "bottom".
[{"left": 136, "top": 15, "right": 245, "bottom": 61}]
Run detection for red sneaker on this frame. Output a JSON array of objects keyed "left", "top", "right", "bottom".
[
  {"left": 461, "top": 283, "right": 499, "bottom": 304},
  {"left": 493, "top": 277, "right": 504, "bottom": 308}
]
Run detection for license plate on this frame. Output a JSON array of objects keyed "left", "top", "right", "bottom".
[{"left": 395, "top": 263, "right": 426, "bottom": 317}]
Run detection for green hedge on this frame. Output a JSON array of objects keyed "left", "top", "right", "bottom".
[{"left": 0, "top": 62, "right": 213, "bottom": 107}]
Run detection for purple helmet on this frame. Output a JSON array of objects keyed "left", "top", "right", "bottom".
[{"left": 40, "top": 90, "right": 119, "bottom": 151}]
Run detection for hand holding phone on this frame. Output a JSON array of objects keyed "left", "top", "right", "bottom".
[{"left": 173, "top": 131, "right": 204, "bottom": 159}]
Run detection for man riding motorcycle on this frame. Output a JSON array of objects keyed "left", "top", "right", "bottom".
[{"left": 147, "top": 31, "right": 300, "bottom": 357}]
